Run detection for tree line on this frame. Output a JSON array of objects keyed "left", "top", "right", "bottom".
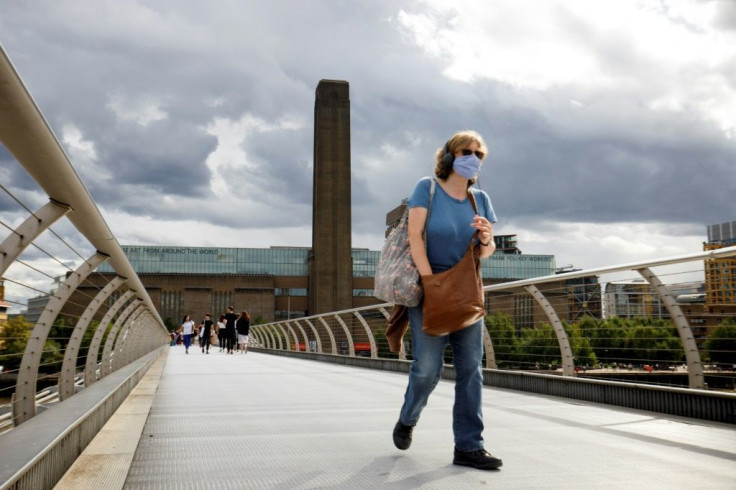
[{"left": 485, "top": 313, "right": 736, "bottom": 370}]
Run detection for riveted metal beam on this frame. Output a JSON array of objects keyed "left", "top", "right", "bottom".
[
  {"left": 84, "top": 290, "right": 136, "bottom": 386},
  {"left": 334, "top": 315, "right": 355, "bottom": 357},
  {"left": 482, "top": 326, "right": 497, "bottom": 369},
  {"left": 12, "top": 252, "right": 108, "bottom": 425},
  {"left": 0, "top": 200, "right": 70, "bottom": 275},
  {"left": 296, "top": 319, "right": 323, "bottom": 353},
  {"left": 282, "top": 322, "right": 299, "bottom": 351},
  {"left": 524, "top": 285, "right": 576, "bottom": 376},
  {"left": 288, "top": 321, "right": 310, "bottom": 352},
  {"left": 101, "top": 299, "right": 142, "bottom": 377},
  {"left": 112, "top": 307, "right": 146, "bottom": 371},
  {"left": 316, "top": 317, "right": 337, "bottom": 355},
  {"left": 59, "top": 275, "right": 125, "bottom": 400},
  {"left": 637, "top": 267, "right": 705, "bottom": 389},
  {"left": 352, "top": 311, "right": 377, "bottom": 358}
]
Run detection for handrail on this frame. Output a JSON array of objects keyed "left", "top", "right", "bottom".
[
  {"left": 483, "top": 245, "right": 736, "bottom": 291},
  {"left": 0, "top": 44, "right": 160, "bottom": 320},
  {"left": 253, "top": 245, "right": 736, "bottom": 391},
  {"left": 0, "top": 42, "right": 168, "bottom": 428}
]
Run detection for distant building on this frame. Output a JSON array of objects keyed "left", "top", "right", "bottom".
[
  {"left": 555, "top": 266, "right": 602, "bottom": 321},
  {"left": 85, "top": 243, "right": 557, "bottom": 326},
  {"left": 17, "top": 275, "right": 64, "bottom": 324},
  {"left": 88, "top": 245, "right": 378, "bottom": 324},
  {"left": 704, "top": 221, "right": 736, "bottom": 324},
  {"left": 22, "top": 295, "right": 50, "bottom": 324},
  {"left": 603, "top": 279, "right": 703, "bottom": 320}
]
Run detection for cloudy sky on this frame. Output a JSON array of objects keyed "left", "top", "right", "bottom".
[{"left": 1, "top": 0, "right": 735, "bottom": 299}]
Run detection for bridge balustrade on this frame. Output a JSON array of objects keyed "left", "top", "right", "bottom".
[
  {"left": 252, "top": 246, "right": 736, "bottom": 423},
  {"left": 0, "top": 44, "right": 168, "bottom": 436}
]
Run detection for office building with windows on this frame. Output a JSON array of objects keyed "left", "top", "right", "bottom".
[
  {"left": 87, "top": 244, "right": 557, "bottom": 326},
  {"left": 703, "top": 221, "right": 736, "bottom": 326}
]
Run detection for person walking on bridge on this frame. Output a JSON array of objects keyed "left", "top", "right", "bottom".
[
  {"left": 200, "top": 313, "right": 214, "bottom": 354},
  {"left": 216, "top": 314, "right": 226, "bottom": 352},
  {"left": 180, "top": 315, "right": 195, "bottom": 354},
  {"left": 224, "top": 306, "right": 238, "bottom": 354},
  {"left": 236, "top": 310, "right": 251, "bottom": 354},
  {"left": 392, "top": 130, "right": 502, "bottom": 470}
]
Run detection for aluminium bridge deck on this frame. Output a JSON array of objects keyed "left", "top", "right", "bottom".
[{"left": 115, "top": 346, "right": 734, "bottom": 489}]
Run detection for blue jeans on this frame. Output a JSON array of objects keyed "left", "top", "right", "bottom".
[
  {"left": 183, "top": 334, "right": 192, "bottom": 350},
  {"left": 399, "top": 305, "right": 485, "bottom": 452}
]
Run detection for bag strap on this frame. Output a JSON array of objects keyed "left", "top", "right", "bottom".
[
  {"left": 421, "top": 178, "right": 436, "bottom": 243},
  {"left": 466, "top": 187, "right": 479, "bottom": 214},
  {"left": 428, "top": 177, "right": 437, "bottom": 218},
  {"left": 467, "top": 188, "right": 482, "bottom": 247}
]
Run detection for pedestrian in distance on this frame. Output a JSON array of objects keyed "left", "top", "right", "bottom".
[
  {"left": 236, "top": 310, "right": 251, "bottom": 354},
  {"left": 217, "top": 314, "right": 226, "bottom": 352},
  {"left": 393, "top": 130, "right": 502, "bottom": 470},
  {"left": 200, "top": 313, "right": 214, "bottom": 354},
  {"left": 224, "top": 306, "right": 238, "bottom": 354},
  {"left": 180, "top": 315, "right": 196, "bottom": 354}
]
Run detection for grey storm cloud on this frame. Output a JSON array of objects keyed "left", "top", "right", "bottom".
[{"left": 1, "top": 0, "right": 734, "bottom": 254}]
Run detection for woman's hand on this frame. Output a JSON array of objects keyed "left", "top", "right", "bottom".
[
  {"left": 471, "top": 216, "right": 496, "bottom": 257},
  {"left": 471, "top": 215, "right": 493, "bottom": 244}
]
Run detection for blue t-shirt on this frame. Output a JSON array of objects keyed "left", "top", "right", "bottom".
[{"left": 408, "top": 177, "right": 497, "bottom": 270}]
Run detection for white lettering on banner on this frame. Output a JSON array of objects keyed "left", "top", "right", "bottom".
[
  {"left": 487, "top": 255, "right": 553, "bottom": 262},
  {"left": 122, "top": 246, "right": 221, "bottom": 256}
]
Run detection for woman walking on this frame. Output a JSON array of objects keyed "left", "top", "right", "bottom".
[
  {"left": 393, "top": 130, "right": 502, "bottom": 470},
  {"left": 224, "top": 306, "right": 238, "bottom": 354},
  {"left": 236, "top": 310, "right": 251, "bottom": 354},
  {"left": 200, "top": 313, "right": 214, "bottom": 354},
  {"left": 217, "top": 314, "right": 227, "bottom": 352},
  {"left": 180, "top": 315, "right": 195, "bottom": 354}
]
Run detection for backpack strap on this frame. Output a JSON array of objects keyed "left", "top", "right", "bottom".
[{"left": 422, "top": 178, "right": 436, "bottom": 244}]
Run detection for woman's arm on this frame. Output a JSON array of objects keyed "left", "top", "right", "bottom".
[{"left": 408, "top": 206, "right": 433, "bottom": 277}]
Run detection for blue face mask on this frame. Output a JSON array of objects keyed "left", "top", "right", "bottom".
[{"left": 453, "top": 154, "right": 482, "bottom": 179}]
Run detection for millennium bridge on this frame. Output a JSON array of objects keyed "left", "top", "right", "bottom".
[{"left": 0, "top": 45, "right": 734, "bottom": 489}]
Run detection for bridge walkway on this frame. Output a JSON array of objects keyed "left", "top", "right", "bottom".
[{"left": 64, "top": 346, "right": 736, "bottom": 489}]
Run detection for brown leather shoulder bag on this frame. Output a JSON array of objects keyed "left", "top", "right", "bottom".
[{"left": 421, "top": 190, "right": 486, "bottom": 336}]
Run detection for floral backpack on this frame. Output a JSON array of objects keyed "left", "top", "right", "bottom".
[{"left": 374, "top": 178, "right": 436, "bottom": 306}]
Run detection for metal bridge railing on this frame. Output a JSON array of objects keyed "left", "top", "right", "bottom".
[
  {"left": 252, "top": 246, "right": 736, "bottom": 394},
  {"left": 0, "top": 44, "right": 168, "bottom": 431}
]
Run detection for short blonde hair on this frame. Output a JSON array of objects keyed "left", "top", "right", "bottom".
[{"left": 434, "top": 130, "right": 488, "bottom": 183}]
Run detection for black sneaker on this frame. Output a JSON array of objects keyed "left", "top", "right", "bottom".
[
  {"left": 393, "top": 420, "right": 414, "bottom": 450},
  {"left": 453, "top": 448, "right": 503, "bottom": 470}
]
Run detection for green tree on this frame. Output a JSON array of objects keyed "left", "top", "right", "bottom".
[
  {"left": 0, "top": 315, "right": 67, "bottom": 375},
  {"left": 704, "top": 319, "right": 736, "bottom": 366},
  {"left": 625, "top": 319, "right": 683, "bottom": 365},
  {"left": 565, "top": 321, "right": 597, "bottom": 368},
  {"left": 518, "top": 323, "right": 560, "bottom": 369},
  {"left": 163, "top": 316, "right": 176, "bottom": 332},
  {"left": 589, "top": 317, "right": 629, "bottom": 364},
  {"left": 485, "top": 313, "right": 518, "bottom": 368},
  {"left": 0, "top": 316, "right": 32, "bottom": 372}
]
